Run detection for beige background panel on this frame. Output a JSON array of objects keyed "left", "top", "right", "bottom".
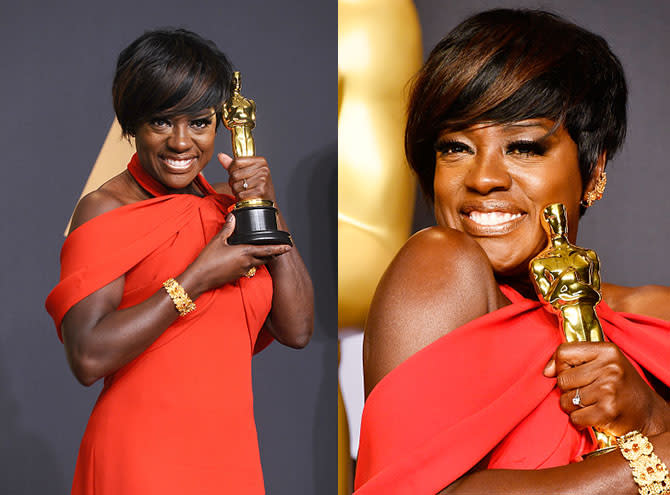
[{"left": 64, "top": 118, "right": 135, "bottom": 233}]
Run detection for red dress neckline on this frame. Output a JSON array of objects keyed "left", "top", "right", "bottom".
[{"left": 127, "top": 153, "right": 218, "bottom": 198}]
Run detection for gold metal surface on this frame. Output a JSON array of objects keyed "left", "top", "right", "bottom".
[
  {"left": 617, "top": 431, "right": 670, "bottom": 492},
  {"left": 235, "top": 199, "right": 274, "bottom": 209},
  {"left": 162, "top": 277, "right": 196, "bottom": 316},
  {"left": 582, "top": 172, "right": 607, "bottom": 208},
  {"left": 222, "top": 72, "right": 276, "bottom": 218},
  {"left": 338, "top": 0, "right": 422, "bottom": 328},
  {"left": 530, "top": 203, "right": 617, "bottom": 453},
  {"left": 338, "top": 3, "right": 422, "bottom": 494},
  {"left": 223, "top": 71, "right": 256, "bottom": 158}
]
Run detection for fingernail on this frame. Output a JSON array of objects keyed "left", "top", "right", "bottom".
[{"left": 226, "top": 213, "right": 233, "bottom": 222}]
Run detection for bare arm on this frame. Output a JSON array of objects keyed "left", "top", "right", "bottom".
[
  {"left": 439, "top": 438, "right": 670, "bottom": 495},
  {"left": 262, "top": 210, "right": 314, "bottom": 348},
  {"left": 61, "top": 189, "right": 291, "bottom": 386},
  {"left": 603, "top": 283, "right": 670, "bottom": 322},
  {"left": 218, "top": 153, "right": 314, "bottom": 348}
]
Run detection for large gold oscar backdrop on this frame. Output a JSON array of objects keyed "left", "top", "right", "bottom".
[
  {"left": 338, "top": 0, "right": 422, "bottom": 328},
  {"left": 338, "top": 1, "right": 422, "bottom": 493}
]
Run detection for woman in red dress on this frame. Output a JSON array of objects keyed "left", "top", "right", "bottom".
[
  {"left": 46, "top": 29, "right": 313, "bottom": 494},
  {"left": 355, "top": 9, "right": 670, "bottom": 495}
]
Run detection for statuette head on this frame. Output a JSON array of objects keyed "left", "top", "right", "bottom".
[{"left": 542, "top": 203, "right": 568, "bottom": 237}]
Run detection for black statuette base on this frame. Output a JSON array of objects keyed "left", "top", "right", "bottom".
[{"left": 228, "top": 205, "right": 292, "bottom": 246}]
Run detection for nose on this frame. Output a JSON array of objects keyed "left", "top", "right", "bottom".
[
  {"left": 463, "top": 149, "right": 512, "bottom": 194},
  {"left": 166, "top": 124, "right": 192, "bottom": 152}
]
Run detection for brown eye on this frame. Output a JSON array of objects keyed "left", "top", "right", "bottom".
[
  {"left": 506, "top": 140, "right": 547, "bottom": 156},
  {"left": 434, "top": 140, "right": 472, "bottom": 155},
  {"left": 190, "top": 118, "right": 212, "bottom": 129},
  {"left": 150, "top": 118, "right": 170, "bottom": 128}
]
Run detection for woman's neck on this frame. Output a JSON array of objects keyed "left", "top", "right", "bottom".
[
  {"left": 163, "top": 183, "right": 204, "bottom": 197},
  {"left": 125, "top": 169, "right": 204, "bottom": 199}
]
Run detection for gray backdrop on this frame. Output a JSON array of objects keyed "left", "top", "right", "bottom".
[
  {"left": 0, "top": 1, "right": 336, "bottom": 494},
  {"left": 412, "top": 0, "right": 670, "bottom": 288}
]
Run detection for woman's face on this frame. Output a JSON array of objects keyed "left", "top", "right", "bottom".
[
  {"left": 433, "top": 119, "right": 585, "bottom": 276},
  {"left": 134, "top": 109, "right": 217, "bottom": 192}
]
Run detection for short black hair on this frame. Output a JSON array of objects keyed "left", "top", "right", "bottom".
[
  {"left": 113, "top": 28, "right": 233, "bottom": 137},
  {"left": 405, "top": 9, "right": 627, "bottom": 213}
]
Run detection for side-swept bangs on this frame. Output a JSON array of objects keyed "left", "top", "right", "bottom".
[
  {"left": 113, "top": 29, "right": 233, "bottom": 137},
  {"left": 406, "top": 9, "right": 627, "bottom": 203}
]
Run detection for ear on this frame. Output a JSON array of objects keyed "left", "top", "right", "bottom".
[{"left": 582, "top": 151, "right": 607, "bottom": 202}]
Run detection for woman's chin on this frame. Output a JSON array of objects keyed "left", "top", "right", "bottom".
[
  {"left": 474, "top": 234, "right": 548, "bottom": 279},
  {"left": 482, "top": 251, "right": 532, "bottom": 279},
  {"left": 158, "top": 171, "right": 199, "bottom": 192}
]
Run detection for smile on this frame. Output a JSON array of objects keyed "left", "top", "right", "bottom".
[
  {"left": 467, "top": 211, "right": 524, "bottom": 226},
  {"left": 162, "top": 156, "right": 196, "bottom": 171},
  {"left": 460, "top": 209, "right": 527, "bottom": 236}
]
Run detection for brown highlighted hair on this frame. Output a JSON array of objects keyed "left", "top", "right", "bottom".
[
  {"left": 405, "top": 9, "right": 627, "bottom": 206},
  {"left": 113, "top": 28, "right": 233, "bottom": 138}
]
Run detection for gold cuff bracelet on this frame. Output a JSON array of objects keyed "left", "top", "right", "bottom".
[
  {"left": 617, "top": 431, "right": 669, "bottom": 495},
  {"left": 163, "top": 278, "right": 196, "bottom": 317}
]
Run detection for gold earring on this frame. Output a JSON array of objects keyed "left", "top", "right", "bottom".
[{"left": 582, "top": 172, "right": 607, "bottom": 207}]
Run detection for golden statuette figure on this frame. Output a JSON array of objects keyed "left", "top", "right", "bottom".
[
  {"left": 222, "top": 71, "right": 291, "bottom": 246},
  {"left": 529, "top": 203, "right": 616, "bottom": 454},
  {"left": 223, "top": 71, "right": 256, "bottom": 158}
]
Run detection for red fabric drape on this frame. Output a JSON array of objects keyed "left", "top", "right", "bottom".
[{"left": 354, "top": 285, "right": 670, "bottom": 494}]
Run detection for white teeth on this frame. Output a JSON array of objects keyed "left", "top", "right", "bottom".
[
  {"left": 164, "top": 158, "right": 194, "bottom": 169},
  {"left": 468, "top": 211, "right": 523, "bottom": 226}
]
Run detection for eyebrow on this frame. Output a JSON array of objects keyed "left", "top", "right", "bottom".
[
  {"left": 502, "top": 121, "right": 560, "bottom": 142},
  {"left": 153, "top": 110, "right": 217, "bottom": 121},
  {"left": 502, "top": 122, "right": 551, "bottom": 130},
  {"left": 193, "top": 110, "right": 216, "bottom": 119}
]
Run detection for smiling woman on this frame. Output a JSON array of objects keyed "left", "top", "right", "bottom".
[
  {"left": 433, "top": 120, "right": 585, "bottom": 275},
  {"left": 134, "top": 111, "right": 217, "bottom": 192},
  {"left": 355, "top": 9, "right": 670, "bottom": 495},
  {"left": 112, "top": 31, "right": 225, "bottom": 194},
  {"left": 45, "top": 28, "right": 314, "bottom": 494}
]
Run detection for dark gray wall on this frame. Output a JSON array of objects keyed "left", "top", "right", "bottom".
[
  {"left": 0, "top": 1, "right": 336, "bottom": 494},
  {"left": 412, "top": 0, "right": 670, "bottom": 287}
]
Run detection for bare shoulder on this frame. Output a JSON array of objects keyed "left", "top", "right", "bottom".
[
  {"left": 68, "top": 190, "right": 124, "bottom": 235},
  {"left": 212, "top": 181, "right": 233, "bottom": 196},
  {"left": 602, "top": 283, "right": 670, "bottom": 321},
  {"left": 68, "top": 172, "right": 141, "bottom": 234},
  {"left": 363, "top": 226, "right": 505, "bottom": 396}
]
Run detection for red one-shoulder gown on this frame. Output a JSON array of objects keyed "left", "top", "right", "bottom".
[
  {"left": 355, "top": 285, "right": 670, "bottom": 494},
  {"left": 46, "top": 154, "right": 273, "bottom": 494}
]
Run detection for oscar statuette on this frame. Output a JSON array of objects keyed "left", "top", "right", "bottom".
[
  {"left": 529, "top": 203, "right": 617, "bottom": 455},
  {"left": 222, "top": 71, "right": 292, "bottom": 246}
]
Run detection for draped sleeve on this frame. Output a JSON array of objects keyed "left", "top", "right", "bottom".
[
  {"left": 46, "top": 196, "right": 198, "bottom": 338},
  {"left": 45, "top": 193, "right": 273, "bottom": 354}
]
